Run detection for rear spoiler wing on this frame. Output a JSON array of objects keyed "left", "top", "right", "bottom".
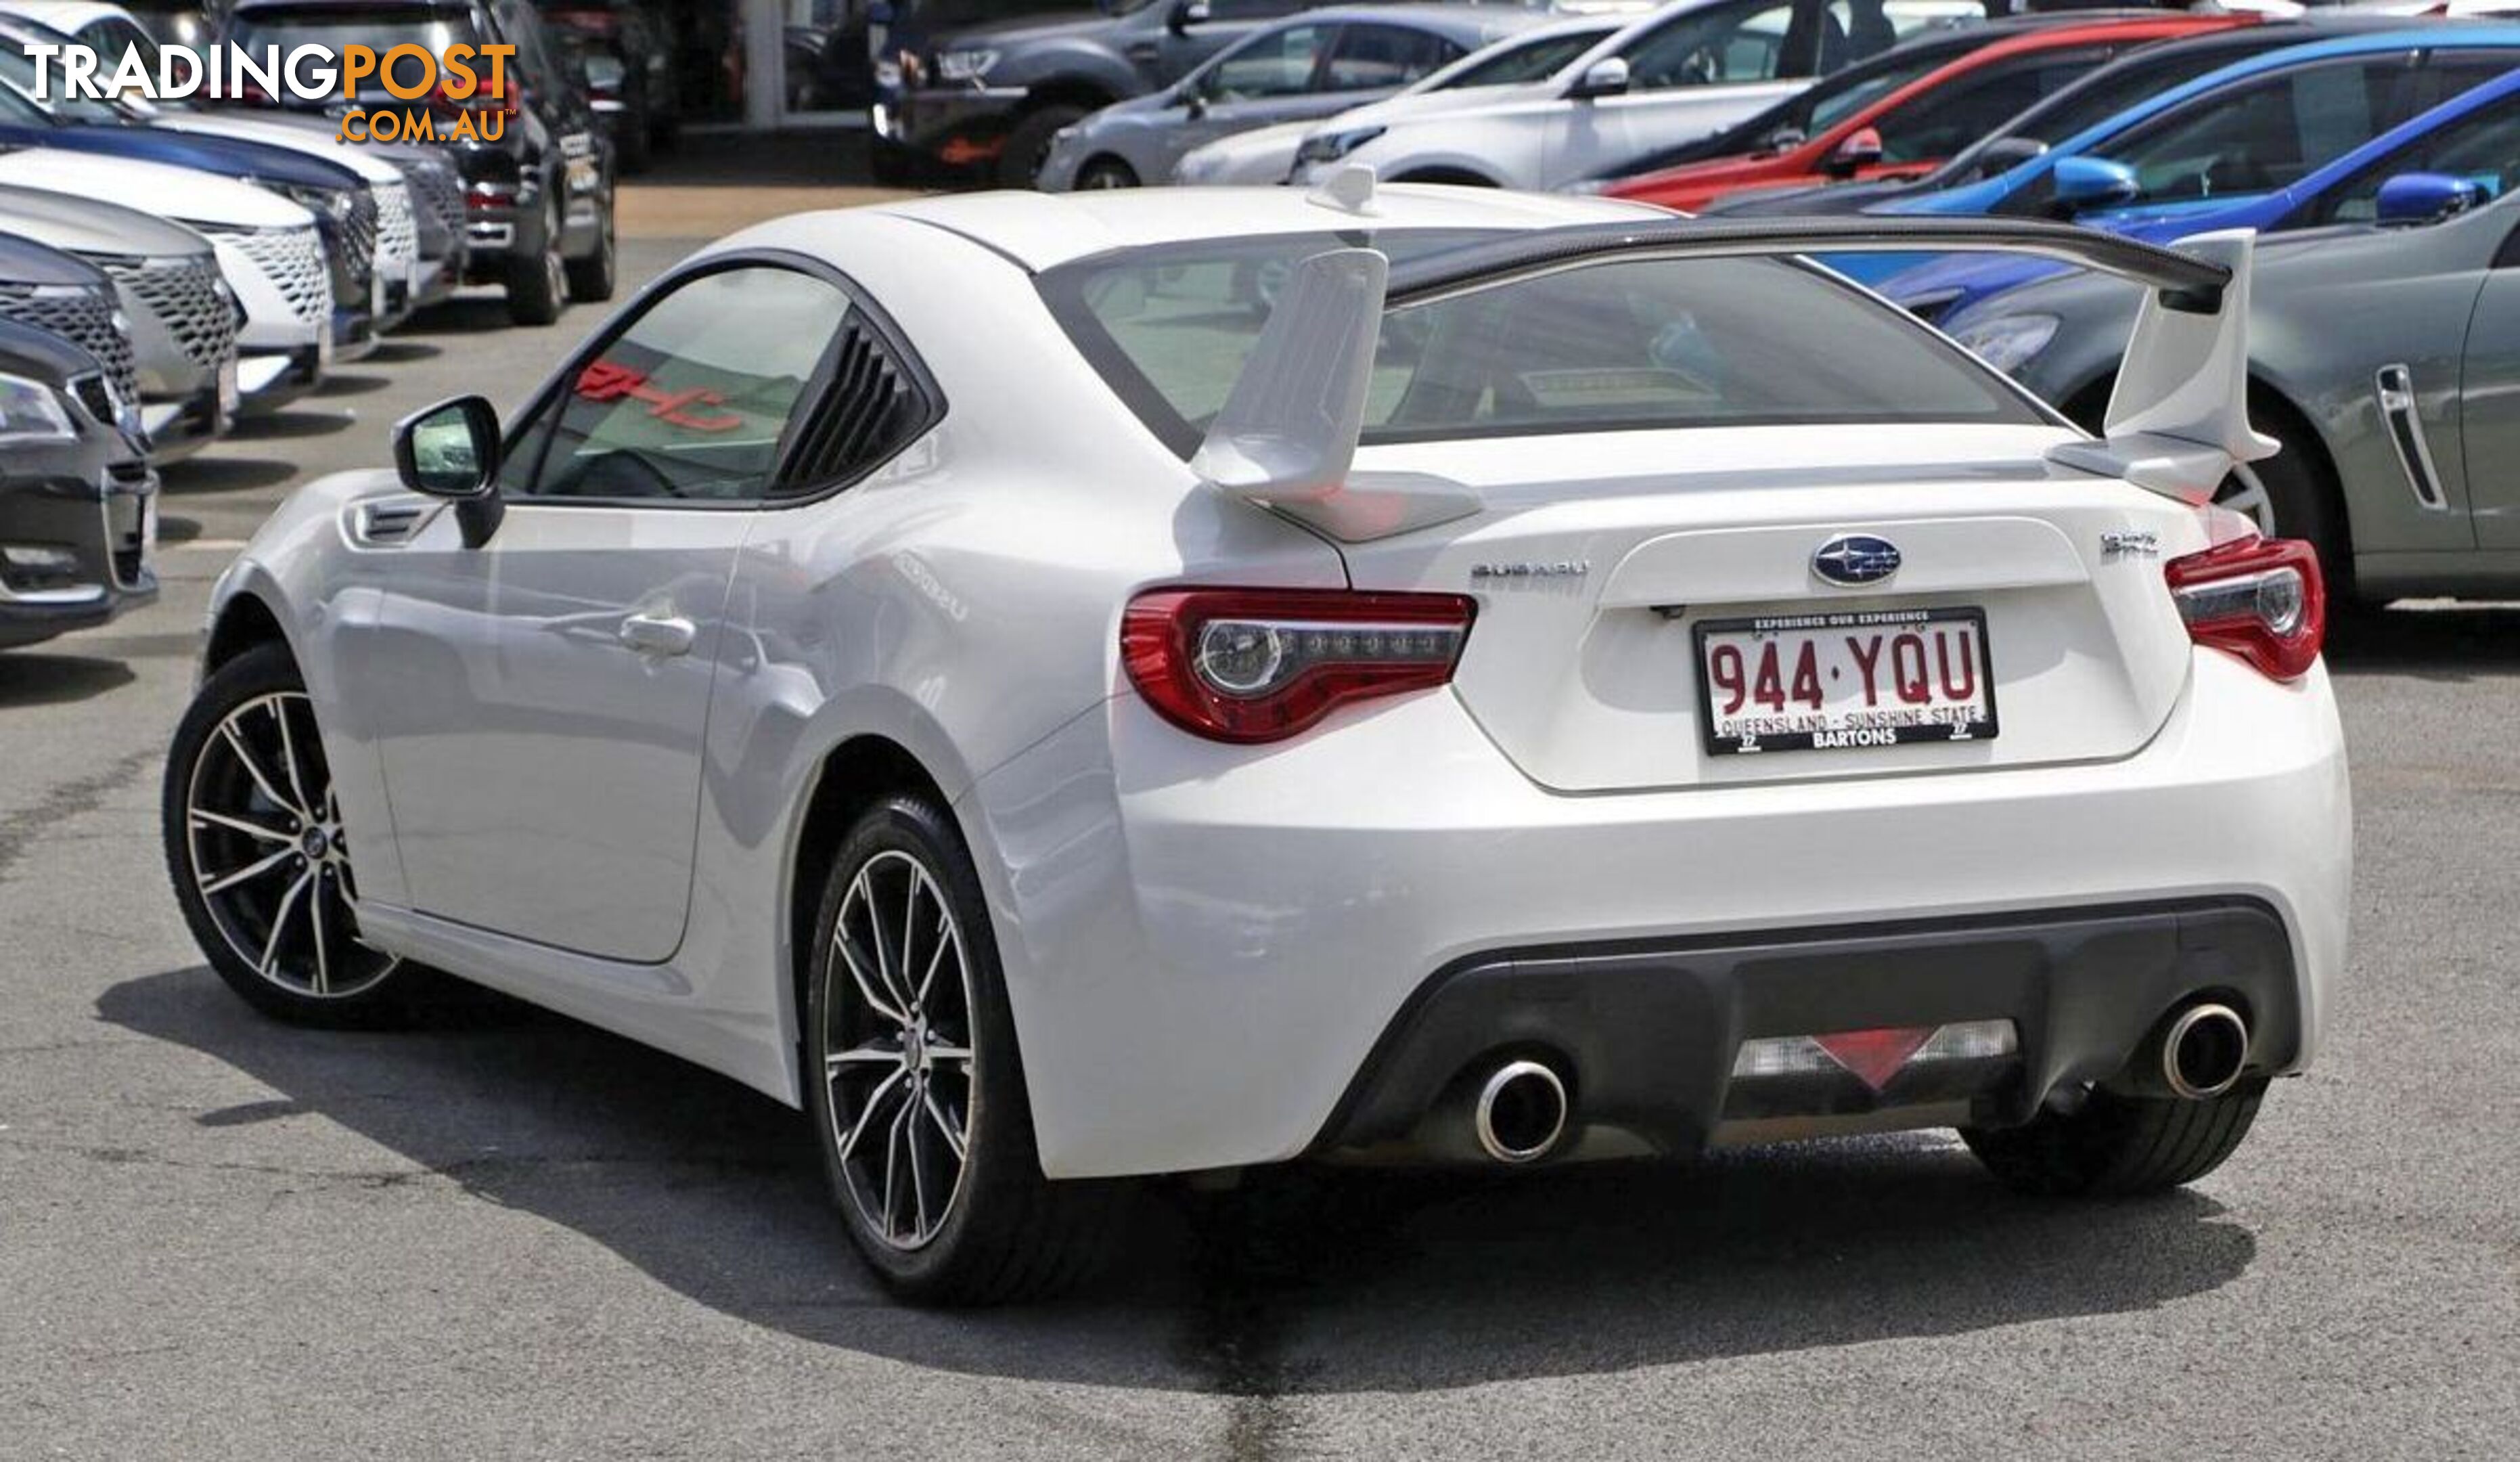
[{"left": 1194, "top": 216, "right": 2271, "bottom": 541}]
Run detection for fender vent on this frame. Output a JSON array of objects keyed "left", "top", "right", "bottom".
[
  {"left": 351, "top": 497, "right": 435, "bottom": 546},
  {"left": 775, "top": 315, "right": 938, "bottom": 496}
]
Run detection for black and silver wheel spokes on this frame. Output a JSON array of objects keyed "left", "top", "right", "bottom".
[
  {"left": 2217, "top": 464, "right": 2278, "bottom": 535},
  {"left": 185, "top": 691, "right": 397, "bottom": 999},
  {"left": 824, "top": 850, "right": 975, "bottom": 1251}
]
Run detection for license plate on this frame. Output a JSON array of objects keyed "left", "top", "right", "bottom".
[
  {"left": 1694, "top": 606, "right": 1998, "bottom": 756},
  {"left": 217, "top": 357, "right": 239, "bottom": 419}
]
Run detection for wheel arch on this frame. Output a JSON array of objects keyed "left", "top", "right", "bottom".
[{"left": 204, "top": 590, "right": 292, "bottom": 675}]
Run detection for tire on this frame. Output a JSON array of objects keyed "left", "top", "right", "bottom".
[
  {"left": 1962, "top": 1080, "right": 2268, "bottom": 1197},
  {"left": 565, "top": 189, "right": 617, "bottom": 303},
  {"left": 1073, "top": 156, "right": 1139, "bottom": 190},
  {"left": 998, "top": 104, "right": 1088, "bottom": 190},
  {"left": 162, "top": 642, "right": 426, "bottom": 1027},
  {"left": 803, "top": 794, "right": 1121, "bottom": 1304},
  {"left": 505, "top": 190, "right": 567, "bottom": 326}
]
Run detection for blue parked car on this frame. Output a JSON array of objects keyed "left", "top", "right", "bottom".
[
  {"left": 0, "top": 26, "right": 378, "bottom": 349},
  {"left": 1881, "top": 62, "right": 2520, "bottom": 321},
  {"left": 1826, "top": 26, "right": 2520, "bottom": 300}
]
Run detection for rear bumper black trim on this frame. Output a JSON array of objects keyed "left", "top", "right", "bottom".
[{"left": 1308, "top": 898, "right": 2300, "bottom": 1159}]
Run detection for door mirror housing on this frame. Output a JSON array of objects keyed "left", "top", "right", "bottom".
[
  {"left": 395, "top": 395, "right": 500, "bottom": 499},
  {"left": 1167, "top": 0, "right": 1209, "bottom": 35},
  {"left": 1568, "top": 56, "right": 1629, "bottom": 101},
  {"left": 1822, "top": 126, "right": 1883, "bottom": 178},
  {"left": 2050, "top": 155, "right": 2139, "bottom": 216},
  {"left": 2375, "top": 171, "right": 2483, "bottom": 227}
]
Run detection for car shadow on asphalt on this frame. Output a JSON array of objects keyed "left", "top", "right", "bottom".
[
  {"left": 392, "top": 298, "right": 526, "bottom": 336},
  {"left": 97, "top": 967, "right": 2255, "bottom": 1394},
  {"left": 155, "top": 458, "right": 298, "bottom": 495},
  {"left": 2327, "top": 605, "right": 2520, "bottom": 678},
  {"left": 228, "top": 409, "right": 358, "bottom": 442},
  {"left": 0, "top": 652, "right": 135, "bottom": 706}
]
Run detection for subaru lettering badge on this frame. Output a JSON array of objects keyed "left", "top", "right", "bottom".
[{"left": 1812, "top": 534, "right": 1901, "bottom": 588}]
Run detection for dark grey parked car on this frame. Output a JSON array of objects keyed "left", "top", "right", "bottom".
[
  {"left": 1943, "top": 140, "right": 2520, "bottom": 606},
  {"left": 0, "top": 311, "right": 156, "bottom": 650},
  {"left": 1035, "top": 3, "right": 1542, "bottom": 190}
]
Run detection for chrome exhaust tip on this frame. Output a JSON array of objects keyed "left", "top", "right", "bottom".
[
  {"left": 2161, "top": 1002, "right": 2249, "bottom": 1101},
  {"left": 1473, "top": 1059, "right": 1569, "bottom": 1164}
]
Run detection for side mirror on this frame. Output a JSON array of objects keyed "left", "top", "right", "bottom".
[
  {"left": 395, "top": 395, "right": 499, "bottom": 498},
  {"left": 393, "top": 395, "right": 504, "bottom": 546},
  {"left": 2050, "top": 155, "right": 2138, "bottom": 216},
  {"left": 2375, "top": 171, "right": 2483, "bottom": 227},
  {"left": 1568, "top": 56, "right": 1629, "bottom": 102},
  {"left": 1167, "top": 0, "right": 1209, "bottom": 35},
  {"left": 1822, "top": 126, "right": 1882, "bottom": 178}
]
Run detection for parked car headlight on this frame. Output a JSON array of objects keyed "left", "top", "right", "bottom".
[
  {"left": 0, "top": 371, "right": 76, "bottom": 445},
  {"left": 1948, "top": 312, "right": 2059, "bottom": 377},
  {"left": 273, "top": 183, "right": 354, "bottom": 223},
  {"left": 935, "top": 48, "right": 999, "bottom": 83},
  {"left": 1295, "top": 126, "right": 1384, "bottom": 167}
]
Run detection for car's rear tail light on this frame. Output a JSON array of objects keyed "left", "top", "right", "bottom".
[
  {"left": 1121, "top": 588, "right": 1475, "bottom": 743},
  {"left": 2164, "top": 536, "right": 2324, "bottom": 682}
]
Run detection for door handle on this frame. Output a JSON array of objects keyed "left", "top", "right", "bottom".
[{"left": 618, "top": 611, "right": 696, "bottom": 657}]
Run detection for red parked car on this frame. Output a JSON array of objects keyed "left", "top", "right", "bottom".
[{"left": 1605, "top": 12, "right": 2257, "bottom": 215}]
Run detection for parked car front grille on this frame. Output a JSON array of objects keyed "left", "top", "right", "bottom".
[
  {"left": 0, "top": 279, "right": 139, "bottom": 409},
  {"left": 94, "top": 254, "right": 238, "bottom": 372},
  {"left": 376, "top": 180, "right": 418, "bottom": 268},
  {"left": 67, "top": 371, "right": 118, "bottom": 425},
  {"left": 401, "top": 154, "right": 464, "bottom": 257},
  {"left": 229, "top": 225, "right": 330, "bottom": 330}
]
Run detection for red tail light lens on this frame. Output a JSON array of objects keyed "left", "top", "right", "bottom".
[
  {"left": 1122, "top": 588, "right": 1475, "bottom": 743},
  {"left": 2164, "top": 535, "right": 2324, "bottom": 682}
]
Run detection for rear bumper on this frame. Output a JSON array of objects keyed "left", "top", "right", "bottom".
[
  {"left": 963, "top": 650, "right": 2350, "bottom": 1179},
  {"left": 1315, "top": 898, "right": 2298, "bottom": 1159},
  {"left": 879, "top": 83, "right": 1030, "bottom": 163}
]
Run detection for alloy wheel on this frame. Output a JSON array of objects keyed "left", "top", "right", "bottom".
[
  {"left": 822, "top": 849, "right": 976, "bottom": 1251},
  {"left": 183, "top": 691, "right": 397, "bottom": 999},
  {"left": 2216, "top": 465, "right": 2278, "bottom": 535},
  {"left": 542, "top": 196, "right": 568, "bottom": 306}
]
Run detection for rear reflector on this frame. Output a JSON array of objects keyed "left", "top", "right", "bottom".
[
  {"left": 1123, "top": 587, "right": 1473, "bottom": 743},
  {"left": 2165, "top": 535, "right": 2324, "bottom": 682},
  {"left": 1733, "top": 1019, "right": 2019, "bottom": 1092}
]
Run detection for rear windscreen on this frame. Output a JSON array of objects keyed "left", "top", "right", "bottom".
[{"left": 1040, "top": 231, "right": 2040, "bottom": 455}]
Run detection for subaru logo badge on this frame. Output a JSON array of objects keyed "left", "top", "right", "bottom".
[{"left": 1812, "top": 534, "right": 1901, "bottom": 588}]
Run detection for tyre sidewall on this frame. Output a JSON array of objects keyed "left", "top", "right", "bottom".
[{"left": 803, "top": 794, "right": 1035, "bottom": 1297}]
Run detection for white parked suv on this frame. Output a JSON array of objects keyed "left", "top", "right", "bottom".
[
  {"left": 1288, "top": 0, "right": 1981, "bottom": 191},
  {"left": 162, "top": 184, "right": 2348, "bottom": 1306},
  {"left": 0, "top": 147, "right": 330, "bottom": 416}
]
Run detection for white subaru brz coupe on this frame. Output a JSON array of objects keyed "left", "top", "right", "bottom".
[{"left": 162, "top": 179, "right": 2351, "bottom": 1304}]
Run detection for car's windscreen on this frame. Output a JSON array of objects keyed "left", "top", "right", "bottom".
[
  {"left": 1927, "top": 34, "right": 2270, "bottom": 186},
  {"left": 225, "top": 5, "right": 484, "bottom": 97},
  {"left": 1433, "top": 28, "right": 1608, "bottom": 91},
  {"left": 1041, "top": 231, "right": 2038, "bottom": 455},
  {"left": 0, "top": 40, "right": 125, "bottom": 123}
]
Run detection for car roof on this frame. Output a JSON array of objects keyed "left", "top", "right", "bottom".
[{"left": 862, "top": 184, "right": 1660, "bottom": 273}]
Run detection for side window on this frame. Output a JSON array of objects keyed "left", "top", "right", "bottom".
[
  {"left": 1200, "top": 23, "right": 1330, "bottom": 101},
  {"left": 1322, "top": 25, "right": 1459, "bottom": 93},
  {"left": 1623, "top": 0, "right": 1797, "bottom": 92},
  {"left": 2301, "top": 97, "right": 2520, "bottom": 228},
  {"left": 1878, "top": 51, "right": 2105, "bottom": 165},
  {"left": 502, "top": 267, "right": 851, "bottom": 502},
  {"left": 2088, "top": 57, "right": 2439, "bottom": 211}
]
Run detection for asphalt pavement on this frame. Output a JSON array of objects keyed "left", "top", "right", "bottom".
[{"left": 1, "top": 221, "right": 2515, "bottom": 1461}]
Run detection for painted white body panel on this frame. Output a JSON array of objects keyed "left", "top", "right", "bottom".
[
  {"left": 0, "top": 146, "right": 326, "bottom": 355},
  {"left": 202, "top": 188, "right": 2351, "bottom": 1180}
]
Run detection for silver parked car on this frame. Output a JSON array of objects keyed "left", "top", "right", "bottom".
[
  {"left": 1941, "top": 111, "right": 2520, "bottom": 606},
  {"left": 1037, "top": 4, "right": 1551, "bottom": 191}
]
